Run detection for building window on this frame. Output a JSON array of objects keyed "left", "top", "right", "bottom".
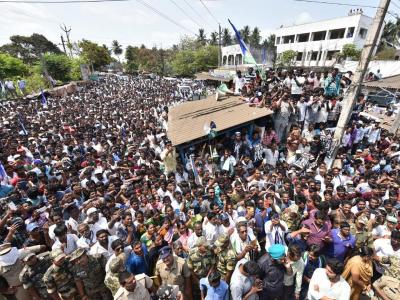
[
  {"left": 228, "top": 55, "right": 234, "bottom": 65},
  {"left": 222, "top": 56, "right": 227, "bottom": 65},
  {"left": 310, "top": 51, "right": 319, "bottom": 61},
  {"left": 297, "top": 33, "right": 310, "bottom": 43},
  {"left": 359, "top": 28, "right": 368, "bottom": 39},
  {"left": 296, "top": 52, "right": 303, "bottom": 61},
  {"left": 329, "top": 28, "right": 346, "bottom": 39},
  {"left": 276, "top": 37, "right": 281, "bottom": 45},
  {"left": 326, "top": 50, "right": 340, "bottom": 60},
  {"left": 346, "top": 27, "right": 355, "bottom": 38},
  {"left": 311, "top": 31, "right": 327, "bottom": 41},
  {"left": 235, "top": 54, "right": 243, "bottom": 65},
  {"left": 282, "top": 35, "right": 295, "bottom": 44}
]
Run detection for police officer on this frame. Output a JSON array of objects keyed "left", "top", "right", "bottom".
[
  {"left": 104, "top": 255, "right": 126, "bottom": 296},
  {"left": 213, "top": 234, "right": 236, "bottom": 284},
  {"left": 69, "top": 248, "right": 113, "bottom": 300},
  {"left": 43, "top": 249, "right": 77, "bottom": 300},
  {"left": 19, "top": 251, "right": 52, "bottom": 300},
  {"left": 155, "top": 246, "right": 192, "bottom": 299},
  {"left": 373, "top": 275, "right": 400, "bottom": 300},
  {"left": 350, "top": 216, "right": 372, "bottom": 253}
]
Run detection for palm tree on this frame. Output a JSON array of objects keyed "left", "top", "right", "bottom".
[
  {"left": 378, "top": 18, "right": 400, "bottom": 51},
  {"left": 222, "top": 28, "right": 232, "bottom": 46},
  {"left": 112, "top": 40, "right": 123, "bottom": 61},
  {"left": 197, "top": 29, "right": 207, "bottom": 46},
  {"left": 240, "top": 25, "right": 251, "bottom": 44},
  {"left": 250, "top": 27, "right": 261, "bottom": 48},
  {"left": 210, "top": 32, "right": 218, "bottom": 46}
]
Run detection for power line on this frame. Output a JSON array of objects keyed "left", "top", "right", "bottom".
[
  {"left": 199, "top": 0, "right": 219, "bottom": 25},
  {"left": 182, "top": 0, "right": 214, "bottom": 30},
  {"left": 292, "top": 0, "right": 379, "bottom": 9},
  {"left": 168, "top": 0, "right": 202, "bottom": 29},
  {"left": 136, "top": 0, "right": 196, "bottom": 35}
]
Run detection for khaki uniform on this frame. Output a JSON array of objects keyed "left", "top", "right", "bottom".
[
  {"left": 71, "top": 254, "right": 112, "bottom": 300},
  {"left": 104, "top": 271, "right": 120, "bottom": 296},
  {"left": 114, "top": 274, "right": 152, "bottom": 300},
  {"left": 187, "top": 247, "right": 216, "bottom": 279},
  {"left": 43, "top": 261, "right": 77, "bottom": 300},
  {"left": 373, "top": 275, "right": 400, "bottom": 300},
  {"left": 155, "top": 256, "right": 190, "bottom": 292},
  {"left": 215, "top": 248, "right": 236, "bottom": 279},
  {"left": 281, "top": 211, "right": 302, "bottom": 232},
  {"left": 350, "top": 224, "right": 373, "bottom": 252},
  {"left": 0, "top": 259, "right": 31, "bottom": 300},
  {"left": 19, "top": 252, "right": 52, "bottom": 299}
]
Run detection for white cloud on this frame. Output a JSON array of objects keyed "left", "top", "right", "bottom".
[{"left": 294, "top": 12, "right": 314, "bottom": 25}]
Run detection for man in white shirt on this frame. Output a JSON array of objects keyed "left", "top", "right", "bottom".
[
  {"left": 233, "top": 71, "right": 246, "bottom": 95},
  {"left": 308, "top": 259, "right": 350, "bottom": 300},
  {"left": 374, "top": 230, "right": 400, "bottom": 258}
]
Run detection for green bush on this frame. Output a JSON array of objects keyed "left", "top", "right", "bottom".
[{"left": 0, "top": 53, "right": 28, "bottom": 79}]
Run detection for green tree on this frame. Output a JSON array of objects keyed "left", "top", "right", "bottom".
[
  {"left": 240, "top": 25, "right": 251, "bottom": 44},
  {"left": 335, "top": 43, "right": 361, "bottom": 62},
  {"left": 0, "top": 53, "right": 28, "bottom": 79},
  {"left": 210, "top": 32, "right": 218, "bottom": 46},
  {"left": 78, "top": 40, "right": 112, "bottom": 70},
  {"left": 250, "top": 27, "right": 261, "bottom": 48},
  {"left": 277, "top": 50, "right": 296, "bottom": 67},
  {"left": 112, "top": 40, "right": 123, "bottom": 61},
  {"left": 375, "top": 46, "right": 397, "bottom": 60},
  {"left": 171, "top": 45, "right": 218, "bottom": 77},
  {"left": 222, "top": 28, "right": 232, "bottom": 46},
  {"left": 125, "top": 45, "right": 139, "bottom": 73},
  {"left": 42, "top": 53, "right": 72, "bottom": 82},
  {"left": 197, "top": 29, "right": 207, "bottom": 46},
  {"left": 378, "top": 18, "right": 400, "bottom": 51},
  {"left": 0, "top": 34, "right": 61, "bottom": 64}
]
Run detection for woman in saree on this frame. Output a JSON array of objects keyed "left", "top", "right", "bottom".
[{"left": 342, "top": 246, "right": 374, "bottom": 300}]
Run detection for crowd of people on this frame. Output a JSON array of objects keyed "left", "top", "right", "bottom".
[{"left": 0, "top": 68, "right": 399, "bottom": 300}]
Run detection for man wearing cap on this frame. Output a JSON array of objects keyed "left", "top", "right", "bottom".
[
  {"left": 0, "top": 243, "right": 43, "bottom": 300},
  {"left": 19, "top": 251, "right": 52, "bottom": 300},
  {"left": 214, "top": 234, "right": 236, "bottom": 284},
  {"left": 350, "top": 215, "right": 373, "bottom": 254},
  {"left": 105, "top": 255, "right": 126, "bottom": 296},
  {"left": 69, "top": 248, "right": 112, "bottom": 300},
  {"left": 187, "top": 237, "right": 216, "bottom": 296},
  {"left": 258, "top": 244, "right": 293, "bottom": 300},
  {"left": 155, "top": 246, "right": 192, "bottom": 299},
  {"left": 43, "top": 249, "right": 77, "bottom": 300},
  {"left": 84, "top": 207, "right": 108, "bottom": 237}
]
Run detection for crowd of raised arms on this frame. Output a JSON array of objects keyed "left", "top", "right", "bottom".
[{"left": 0, "top": 69, "right": 399, "bottom": 300}]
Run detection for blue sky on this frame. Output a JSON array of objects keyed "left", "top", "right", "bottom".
[{"left": 0, "top": 0, "right": 394, "bottom": 52}]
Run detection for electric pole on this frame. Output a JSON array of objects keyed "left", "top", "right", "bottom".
[
  {"left": 60, "top": 24, "right": 72, "bottom": 57},
  {"left": 60, "top": 35, "right": 67, "bottom": 54},
  {"left": 327, "top": 0, "right": 390, "bottom": 168},
  {"left": 218, "top": 23, "right": 222, "bottom": 67}
]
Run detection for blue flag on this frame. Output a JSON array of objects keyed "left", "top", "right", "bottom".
[
  {"left": 0, "top": 162, "right": 7, "bottom": 179},
  {"left": 40, "top": 89, "right": 47, "bottom": 107},
  {"left": 262, "top": 47, "right": 267, "bottom": 64},
  {"left": 18, "top": 113, "right": 28, "bottom": 136},
  {"left": 228, "top": 19, "right": 257, "bottom": 65}
]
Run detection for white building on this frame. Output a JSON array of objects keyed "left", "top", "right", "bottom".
[
  {"left": 274, "top": 12, "right": 378, "bottom": 67},
  {"left": 221, "top": 44, "right": 275, "bottom": 68}
]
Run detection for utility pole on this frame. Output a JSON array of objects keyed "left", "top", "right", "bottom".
[
  {"left": 60, "top": 24, "right": 72, "bottom": 57},
  {"left": 327, "top": 0, "right": 390, "bottom": 168},
  {"left": 60, "top": 35, "right": 67, "bottom": 54},
  {"left": 218, "top": 23, "right": 222, "bottom": 67}
]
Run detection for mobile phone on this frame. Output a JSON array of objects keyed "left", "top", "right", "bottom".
[{"left": 8, "top": 202, "right": 17, "bottom": 211}]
